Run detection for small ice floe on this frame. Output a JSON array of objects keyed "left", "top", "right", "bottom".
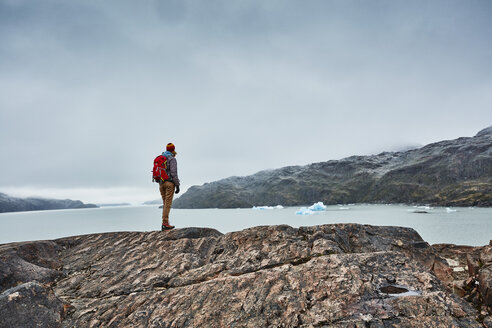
[
  {"left": 295, "top": 202, "right": 326, "bottom": 215},
  {"left": 446, "top": 207, "right": 457, "bottom": 213},
  {"left": 253, "top": 205, "right": 284, "bottom": 210},
  {"left": 409, "top": 205, "right": 432, "bottom": 213},
  {"left": 338, "top": 206, "right": 350, "bottom": 210},
  {"left": 296, "top": 207, "right": 315, "bottom": 215}
]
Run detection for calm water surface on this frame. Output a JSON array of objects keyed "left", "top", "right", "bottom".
[{"left": 0, "top": 204, "right": 490, "bottom": 246}]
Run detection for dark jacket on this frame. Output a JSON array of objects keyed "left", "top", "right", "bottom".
[{"left": 162, "top": 151, "right": 180, "bottom": 186}]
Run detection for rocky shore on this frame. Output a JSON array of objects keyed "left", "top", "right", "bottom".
[{"left": 1, "top": 224, "right": 491, "bottom": 327}]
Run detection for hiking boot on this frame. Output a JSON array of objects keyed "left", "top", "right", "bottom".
[{"left": 161, "top": 223, "right": 175, "bottom": 231}]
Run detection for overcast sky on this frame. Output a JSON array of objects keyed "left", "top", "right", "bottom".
[{"left": 1, "top": 0, "right": 491, "bottom": 204}]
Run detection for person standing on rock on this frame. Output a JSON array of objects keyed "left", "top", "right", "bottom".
[{"left": 160, "top": 143, "right": 180, "bottom": 230}]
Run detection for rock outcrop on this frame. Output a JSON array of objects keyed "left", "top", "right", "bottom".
[
  {"left": 433, "top": 242, "right": 492, "bottom": 325},
  {"left": 1, "top": 224, "right": 491, "bottom": 327},
  {"left": 0, "top": 193, "right": 97, "bottom": 213},
  {"left": 173, "top": 126, "right": 492, "bottom": 208}
]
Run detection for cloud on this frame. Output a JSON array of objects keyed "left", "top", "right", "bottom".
[
  {"left": 1, "top": 186, "right": 157, "bottom": 205},
  {"left": 1, "top": 0, "right": 491, "bottom": 202}
]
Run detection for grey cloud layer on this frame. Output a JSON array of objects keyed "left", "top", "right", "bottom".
[{"left": 1, "top": 0, "right": 491, "bottom": 193}]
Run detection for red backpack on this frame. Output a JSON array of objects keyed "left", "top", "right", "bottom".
[{"left": 152, "top": 155, "right": 169, "bottom": 183}]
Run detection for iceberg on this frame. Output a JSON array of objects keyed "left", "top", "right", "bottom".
[
  {"left": 253, "top": 205, "right": 284, "bottom": 210},
  {"left": 309, "top": 202, "right": 326, "bottom": 211},
  {"left": 295, "top": 202, "right": 326, "bottom": 215}
]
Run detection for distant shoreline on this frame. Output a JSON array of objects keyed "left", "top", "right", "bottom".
[{"left": 0, "top": 192, "right": 97, "bottom": 213}]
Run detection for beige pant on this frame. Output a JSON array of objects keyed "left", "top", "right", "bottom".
[{"left": 159, "top": 181, "right": 175, "bottom": 223}]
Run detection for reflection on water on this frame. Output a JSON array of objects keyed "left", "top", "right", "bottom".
[{"left": 0, "top": 204, "right": 490, "bottom": 246}]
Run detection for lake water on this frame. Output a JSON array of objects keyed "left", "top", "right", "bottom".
[{"left": 0, "top": 204, "right": 490, "bottom": 246}]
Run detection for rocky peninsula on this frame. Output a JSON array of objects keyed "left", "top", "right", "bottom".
[
  {"left": 0, "top": 193, "right": 97, "bottom": 213},
  {"left": 1, "top": 224, "right": 491, "bottom": 327},
  {"left": 173, "top": 127, "right": 492, "bottom": 209}
]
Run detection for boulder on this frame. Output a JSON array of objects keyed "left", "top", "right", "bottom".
[
  {"left": 0, "top": 240, "right": 63, "bottom": 293},
  {"left": 479, "top": 246, "right": 492, "bottom": 307},
  {"left": 0, "top": 282, "right": 63, "bottom": 328},
  {"left": 467, "top": 253, "right": 480, "bottom": 277}
]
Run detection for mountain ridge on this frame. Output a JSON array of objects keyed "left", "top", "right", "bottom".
[
  {"left": 174, "top": 127, "right": 492, "bottom": 208},
  {"left": 0, "top": 193, "right": 98, "bottom": 213}
]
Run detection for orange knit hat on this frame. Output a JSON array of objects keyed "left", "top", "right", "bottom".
[{"left": 166, "top": 143, "right": 176, "bottom": 154}]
